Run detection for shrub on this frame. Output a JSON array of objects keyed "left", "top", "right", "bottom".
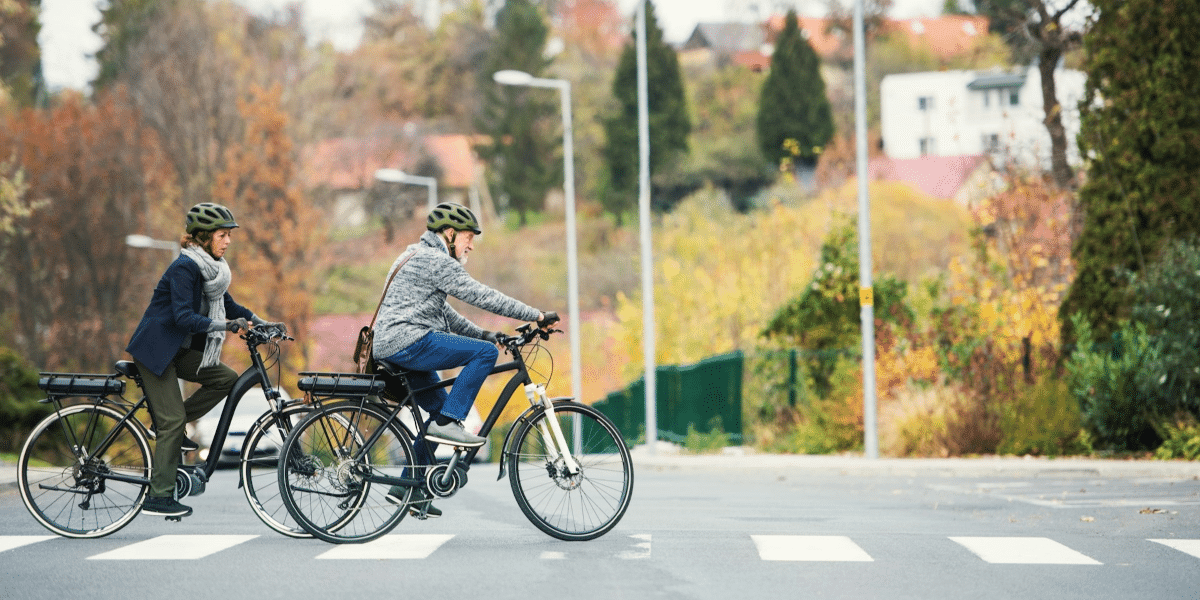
[
  {"left": 998, "top": 378, "right": 1087, "bottom": 456},
  {"left": 1066, "top": 314, "right": 1162, "bottom": 451},
  {"left": 0, "top": 346, "right": 50, "bottom": 453},
  {"left": 684, "top": 416, "right": 732, "bottom": 454},
  {"left": 1154, "top": 418, "right": 1200, "bottom": 461},
  {"left": 1129, "top": 237, "right": 1200, "bottom": 424}
]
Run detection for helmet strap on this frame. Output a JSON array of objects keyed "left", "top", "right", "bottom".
[{"left": 442, "top": 229, "right": 458, "bottom": 259}]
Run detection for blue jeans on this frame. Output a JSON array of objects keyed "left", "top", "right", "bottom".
[
  {"left": 380, "top": 331, "right": 498, "bottom": 467},
  {"left": 380, "top": 331, "right": 499, "bottom": 420}
]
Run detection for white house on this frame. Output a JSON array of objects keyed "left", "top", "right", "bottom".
[{"left": 880, "top": 65, "right": 1086, "bottom": 169}]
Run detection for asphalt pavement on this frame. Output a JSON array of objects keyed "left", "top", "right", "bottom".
[{"left": 3, "top": 442, "right": 1197, "bottom": 493}]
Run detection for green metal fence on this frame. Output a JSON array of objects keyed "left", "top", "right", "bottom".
[{"left": 594, "top": 351, "right": 744, "bottom": 445}]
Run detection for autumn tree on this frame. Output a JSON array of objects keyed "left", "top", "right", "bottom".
[
  {"left": 1060, "top": 0, "right": 1200, "bottom": 344},
  {"left": 0, "top": 0, "right": 43, "bottom": 106},
  {"left": 0, "top": 88, "right": 175, "bottom": 369},
  {"left": 212, "top": 83, "right": 321, "bottom": 379},
  {"left": 475, "top": 0, "right": 560, "bottom": 225},
  {"left": 601, "top": 0, "right": 690, "bottom": 221}
]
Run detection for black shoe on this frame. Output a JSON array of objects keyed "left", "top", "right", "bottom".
[
  {"left": 142, "top": 496, "right": 193, "bottom": 518},
  {"left": 386, "top": 486, "right": 442, "bottom": 519},
  {"left": 181, "top": 437, "right": 199, "bottom": 452}
]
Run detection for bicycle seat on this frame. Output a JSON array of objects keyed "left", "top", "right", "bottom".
[{"left": 114, "top": 361, "right": 139, "bottom": 378}]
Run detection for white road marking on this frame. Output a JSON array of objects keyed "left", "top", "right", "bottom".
[
  {"left": 316, "top": 534, "right": 454, "bottom": 559},
  {"left": 540, "top": 551, "right": 567, "bottom": 559},
  {"left": 88, "top": 535, "right": 257, "bottom": 560},
  {"left": 0, "top": 536, "right": 55, "bottom": 553},
  {"left": 950, "top": 537, "right": 1101, "bottom": 564},
  {"left": 1149, "top": 539, "right": 1200, "bottom": 560},
  {"left": 616, "top": 533, "right": 652, "bottom": 559},
  {"left": 751, "top": 535, "right": 873, "bottom": 562}
]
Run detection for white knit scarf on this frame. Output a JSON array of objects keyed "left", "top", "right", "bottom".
[{"left": 181, "top": 245, "right": 233, "bottom": 368}]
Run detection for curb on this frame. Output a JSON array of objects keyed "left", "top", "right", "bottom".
[{"left": 630, "top": 451, "right": 1200, "bottom": 479}]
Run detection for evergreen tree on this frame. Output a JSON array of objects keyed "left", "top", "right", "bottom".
[
  {"left": 475, "top": 0, "right": 559, "bottom": 226},
  {"left": 92, "top": 0, "right": 173, "bottom": 90},
  {"left": 756, "top": 10, "right": 834, "bottom": 169},
  {"left": 601, "top": 0, "right": 690, "bottom": 223},
  {"left": 1060, "top": 0, "right": 1200, "bottom": 343}
]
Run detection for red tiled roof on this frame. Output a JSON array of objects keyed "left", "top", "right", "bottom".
[
  {"left": 300, "top": 137, "right": 410, "bottom": 191},
  {"left": 762, "top": 14, "right": 990, "bottom": 62},
  {"left": 301, "top": 134, "right": 483, "bottom": 191},
  {"left": 424, "top": 134, "right": 481, "bottom": 189},
  {"left": 884, "top": 15, "right": 990, "bottom": 60},
  {"left": 868, "top": 154, "right": 989, "bottom": 199}
]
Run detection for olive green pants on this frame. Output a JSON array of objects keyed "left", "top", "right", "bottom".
[{"left": 135, "top": 349, "right": 237, "bottom": 497}]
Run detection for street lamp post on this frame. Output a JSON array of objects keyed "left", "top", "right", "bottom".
[
  {"left": 492, "top": 69, "right": 583, "bottom": 446},
  {"left": 374, "top": 168, "right": 438, "bottom": 213}
]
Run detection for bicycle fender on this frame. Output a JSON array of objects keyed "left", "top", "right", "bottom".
[{"left": 495, "top": 397, "right": 575, "bottom": 481}]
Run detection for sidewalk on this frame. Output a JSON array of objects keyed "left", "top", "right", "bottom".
[
  {"left": 629, "top": 443, "right": 1200, "bottom": 478},
  {"left": 3, "top": 449, "right": 1197, "bottom": 493}
]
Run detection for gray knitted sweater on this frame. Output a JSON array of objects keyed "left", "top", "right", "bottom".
[{"left": 371, "top": 230, "right": 542, "bottom": 359}]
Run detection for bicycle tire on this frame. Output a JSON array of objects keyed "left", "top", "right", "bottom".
[
  {"left": 508, "top": 402, "right": 634, "bottom": 541},
  {"left": 277, "top": 400, "right": 415, "bottom": 544},
  {"left": 239, "top": 403, "right": 316, "bottom": 538},
  {"left": 18, "top": 404, "right": 151, "bottom": 539}
]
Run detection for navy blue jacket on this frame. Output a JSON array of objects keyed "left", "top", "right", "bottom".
[{"left": 126, "top": 254, "right": 254, "bottom": 377}]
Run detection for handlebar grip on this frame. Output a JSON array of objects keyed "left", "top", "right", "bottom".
[{"left": 537, "top": 311, "right": 559, "bottom": 328}]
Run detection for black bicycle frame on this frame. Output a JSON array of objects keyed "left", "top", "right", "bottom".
[
  {"left": 49, "top": 333, "right": 286, "bottom": 491},
  {"left": 341, "top": 357, "right": 532, "bottom": 490}
]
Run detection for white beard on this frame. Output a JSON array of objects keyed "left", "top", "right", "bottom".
[{"left": 458, "top": 254, "right": 469, "bottom": 266}]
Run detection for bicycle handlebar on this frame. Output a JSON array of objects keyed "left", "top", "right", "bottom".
[{"left": 241, "top": 325, "right": 293, "bottom": 345}]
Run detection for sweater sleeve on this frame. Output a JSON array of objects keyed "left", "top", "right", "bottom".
[
  {"left": 433, "top": 255, "right": 541, "bottom": 322},
  {"left": 442, "top": 304, "right": 486, "bottom": 339}
]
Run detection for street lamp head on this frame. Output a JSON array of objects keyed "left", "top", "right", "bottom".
[
  {"left": 125, "top": 234, "right": 156, "bottom": 248},
  {"left": 493, "top": 70, "right": 534, "bottom": 86},
  {"left": 374, "top": 168, "right": 411, "bottom": 183}
]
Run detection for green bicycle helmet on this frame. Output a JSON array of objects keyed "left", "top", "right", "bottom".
[
  {"left": 185, "top": 202, "right": 239, "bottom": 234},
  {"left": 426, "top": 202, "right": 481, "bottom": 234}
]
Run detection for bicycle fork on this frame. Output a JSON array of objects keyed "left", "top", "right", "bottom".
[{"left": 524, "top": 383, "right": 580, "bottom": 476}]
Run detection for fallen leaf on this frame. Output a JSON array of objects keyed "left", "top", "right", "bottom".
[
  {"left": 1080, "top": 516, "right": 1095, "bottom": 522},
  {"left": 1139, "top": 507, "right": 1167, "bottom": 514}
]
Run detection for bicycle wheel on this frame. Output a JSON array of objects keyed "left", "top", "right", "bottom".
[
  {"left": 508, "top": 402, "right": 634, "bottom": 541},
  {"left": 18, "top": 404, "right": 151, "bottom": 538},
  {"left": 239, "top": 403, "right": 315, "bottom": 538},
  {"left": 277, "top": 401, "right": 415, "bottom": 544}
]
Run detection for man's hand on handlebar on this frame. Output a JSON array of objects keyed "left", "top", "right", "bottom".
[{"left": 537, "top": 311, "right": 559, "bottom": 330}]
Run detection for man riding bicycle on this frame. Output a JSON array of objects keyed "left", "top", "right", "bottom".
[
  {"left": 125, "top": 203, "right": 286, "bottom": 518},
  {"left": 372, "top": 201, "right": 555, "bottom": 517}
]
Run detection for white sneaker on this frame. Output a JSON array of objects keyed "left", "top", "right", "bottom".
[{"left": 425, "top": 420, "right": 485, "bottom": 447}]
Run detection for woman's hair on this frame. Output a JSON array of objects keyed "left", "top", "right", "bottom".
[{"left": 180, "top": 229, "right": 214, "bottom": 249}]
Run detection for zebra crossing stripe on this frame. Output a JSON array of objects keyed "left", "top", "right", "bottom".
[
  {"left": 0, "top": 536, "right": 54, "bottom": 554},
  {"left": 950, "top": 537, "right": 1101, "bottom": 564},
  {"left": 1149, "top": 539, "right": 1200, "bottom": 560},
  {"left": 88, "top": 535, "right": 258, "bottom": 560},
  {"left": 615, "top": 534, "right": 652, "bottom": 559},
  {"left": 316, "top": 534, "right": 454, "bottom": 560},
  {"left": 751, "top": 535, "right": 873, "bottom": 562}
]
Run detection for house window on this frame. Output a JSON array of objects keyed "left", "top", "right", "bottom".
[
  {"left": 982, "top": 133, "right": 1000, "bottom": 153},
  {"left": 919, "top": 137, "right": 936, "bottom": 156},
  {"left": 1009, "top": 90, "right": 1020, "bottom": 105},
  {"left": 918, "top": 96, "right": 933, "bottom": 111},
  {"left": 982, "top": 91, "right": 990, "bottom": 108}
]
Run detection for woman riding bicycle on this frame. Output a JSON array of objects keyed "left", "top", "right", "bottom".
[
  {"left": 372, "top": 201, "right": 554, "bottom": 517},
  {"left": 125, "top": 202, "right": 286, "bottom": 519}
]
